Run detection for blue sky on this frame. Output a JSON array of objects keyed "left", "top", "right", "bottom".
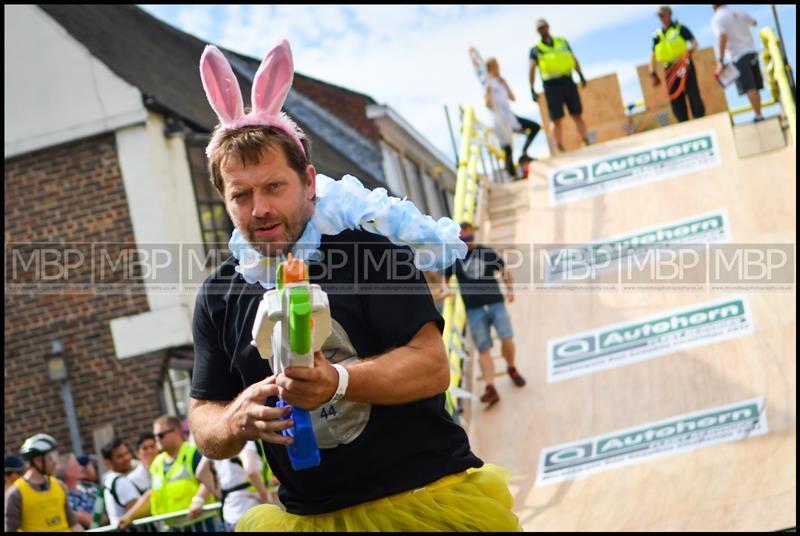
[{"left": 140, "top": 4, "right": 796, "bottom": 165}]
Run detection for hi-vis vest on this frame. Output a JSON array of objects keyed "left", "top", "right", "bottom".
[
  {"left": 654, "top": 22, "right": 689, "bottom": 65},
  {"left": 535, "top": 37, "right": 576, "bottom": 80},
  {"left": 150, "top": 442, "right": 214, "bottom": 526},
  {"left": 14, "top": 476, "right": 70, "bottom": 532}
]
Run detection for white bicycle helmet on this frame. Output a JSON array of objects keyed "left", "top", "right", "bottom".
[{"left": 20, "top": 433, "right": 58, "bottom": 461}]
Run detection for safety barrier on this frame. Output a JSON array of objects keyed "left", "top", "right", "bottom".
[
  {"left": 86, "top": 502, "right": 222, "bottom": 533},
  {"left": 759, "top": 27, "right": 796, "bottom": 141},
  {"left": 442, "top": 105, "right": 508, "bottom": 424}
]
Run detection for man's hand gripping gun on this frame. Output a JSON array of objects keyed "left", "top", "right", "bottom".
[{"left": 251, "top": 255, "right": 331, "bottom": 470}]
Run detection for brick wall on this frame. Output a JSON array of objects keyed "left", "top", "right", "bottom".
[
  {"left": 4, "top": 133, "right": 167, "bottom": 456},
  {"left": 294, "top": 74, "right": 382, "bottom": 143}
]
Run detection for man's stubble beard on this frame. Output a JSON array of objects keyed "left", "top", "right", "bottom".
[{"left": 245, "top": 201, "right": 314, "bottom": 258}]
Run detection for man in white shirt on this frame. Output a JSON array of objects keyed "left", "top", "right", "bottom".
[
  {"left": 711, "top": 5, "right": 764, "bottom": 121},
  {"left": 197, "top": 441, "right": 273, "bottom": 531},
  {"left": 100, "top": 438, "right": 141, "bottom": 526}
]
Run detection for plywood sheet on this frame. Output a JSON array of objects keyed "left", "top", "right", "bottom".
[
  {"left": 472, "top": 112, "right": 796, "bottom": 531},
  {"left": 537, "top": 73, "right": 626, "bottom": 152}
]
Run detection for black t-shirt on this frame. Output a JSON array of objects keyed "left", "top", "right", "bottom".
[
  {"left": 191, "top": 229, "right": 482, "bottom": 515},
  {"left": 444, "top": 245, "right": 506, "bottom": 310}
]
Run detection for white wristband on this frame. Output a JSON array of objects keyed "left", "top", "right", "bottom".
[{"left": 326, "top": 364, "right": 349, "bottom": 405}]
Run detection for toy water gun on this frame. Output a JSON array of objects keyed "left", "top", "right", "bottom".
[{"left": 251, "top": 254, "right": 331, "bottom": 470}]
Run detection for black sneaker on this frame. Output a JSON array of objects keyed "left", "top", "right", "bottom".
[
  {"left": 480, "top": 385, "right": 500, "bottom": 406},
  {"left": 508, "top": 367, "right": 526, "bottom": 387}
]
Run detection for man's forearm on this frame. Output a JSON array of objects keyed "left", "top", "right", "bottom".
[
  {"left": 195, "top": 484, "right": 212, "bottom": 501},
  {"left": 126, "top": 490, "right": 151, "bottom": 520},
  {"left": 717, "top": 35, "right": 727, "bottom": 61},
  {"left": 528, "top": 61, "right": 537, "bottom": 87},
  {"left": 195, "top": 458, "right": 220, "bottom": 498},
  {"left": 189, "top": 399, "right": 247, "bottom": 460},
  {"left": 246, "top": 466, "right": 270, "bottom": 498},
  {"left": 242, "top": 450, "right": 269, "bottom": 497},
  {"left": 344, "top": 322, "right": 450, "bottom": 405},
  {"left": 502, "top": 269, "right": 513, "bottom": 291}
]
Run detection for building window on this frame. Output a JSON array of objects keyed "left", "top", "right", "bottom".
[
  {"left": 401, "top": 156, "right": 429, "bottom": 213},
  {"left": 441, "top": 189, "right": 454, "bottom": 218},
  {"left": 379, "top": 142, "right": 407, "bottom": 197},
  {"left": 421, "top": 170, "right": 445, "bottom": 219},
  {"left": 162, "top": 349, "right": 195, "bottom": 419},
  {"left": 185, "top": 134, "right": 234, "bottom": 256}
]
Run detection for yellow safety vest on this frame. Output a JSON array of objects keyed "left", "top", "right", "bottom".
[
  {"left": 535, "top": 37, "right": 577, "bottom": 80},
  {"left": 150, "top": 442, "right": 214, "bottom": 526},
  {"left": 654, "top": 22, "right": 689, "bottom": 65},
  {"left": 14, "top": 476, "right": 70, "bottom": 532}
]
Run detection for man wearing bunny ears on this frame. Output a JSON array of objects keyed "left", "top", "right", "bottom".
[{"left": 187, "top": 41, "right": 520, "bottom": 531}]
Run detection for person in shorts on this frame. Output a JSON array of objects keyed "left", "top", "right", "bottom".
[
  {"left": 712, "top": 4, "right": 765, "bottom": 121},
  {"left": 442, "top": 223, "right": 526, "bottom": 407},
  {"left": 529, "top": 18, "right": 590, "bottom": 152}
]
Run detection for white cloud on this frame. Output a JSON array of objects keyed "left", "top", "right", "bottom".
[
  {"left": 175, "top": 8, "right": 214, "bottom": 42},
  {"left": 143, "top": 5, "right": 665, "bottom": 161}
]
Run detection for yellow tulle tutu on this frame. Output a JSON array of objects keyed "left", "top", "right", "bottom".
[{"left": 236, "top": 463, "right": 521, "bottom": 532}]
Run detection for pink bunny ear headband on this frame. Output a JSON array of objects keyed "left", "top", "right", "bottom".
[{"left": 200, "top": 39, "right": 306, "bottom": 158}]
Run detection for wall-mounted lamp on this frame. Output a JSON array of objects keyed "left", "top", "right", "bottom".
[{"left": 46, "top": 338, "right": 68, "bottom": 382}]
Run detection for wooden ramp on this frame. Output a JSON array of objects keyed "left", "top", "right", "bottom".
[{"left": 468, "top": 112, "right": 796, "bottom": 531}]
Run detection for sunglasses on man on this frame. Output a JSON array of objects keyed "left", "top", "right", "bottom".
[{"left": 154, "top": 428, "right": 175, "bottom": 440}]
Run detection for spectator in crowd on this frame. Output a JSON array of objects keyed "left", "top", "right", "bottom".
[
  {"left": 58, "top": 453, "right": 99, "bottom": 529},
  {"left": 5, "top": 434, "right": 83, "bottom": 532},
  {"left": 118, "top": 415, "right": 218, "bottom": 532},
  {"left": 100, "top": 438, "right": 142, "bottom": 527},
  {"left": 200, "top": 441, "right": 274, "bottom": 531},
  {"left": 127, "top": 432, "right": 158, "bottom": 494},
  {"left": 76, "top": 455, "right": 99, "bottom": 486},
  {"left": 4, "top": 455, "right": 26, "bottom": 492},
  {"left": 441, "top": 223, "right": 526, "bottom": 407}
]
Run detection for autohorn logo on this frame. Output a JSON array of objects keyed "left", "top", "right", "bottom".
[
  {"left": 543, "top": 442, "right": 594, "bottom": 470},
  {"left": 552, "top": 336, "right": 595, "bottom": 361},
  {"left": 552, "top": 166, "right": 589, "bottom": 188}
]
